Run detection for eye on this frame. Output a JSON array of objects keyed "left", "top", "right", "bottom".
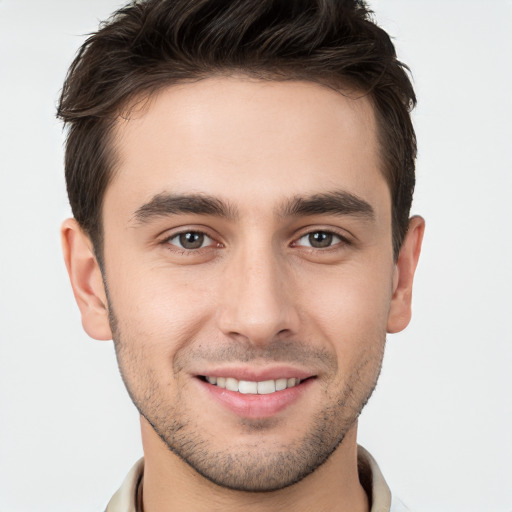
[
  {"left": 295, "top": 231, "right": 345, "bottom": 249},
  {"left": 167, "top": 231, "right": 216, "bottom": 250}
]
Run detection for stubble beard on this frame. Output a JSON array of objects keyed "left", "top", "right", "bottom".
[{"left": 108, "top": 304, "right": 385, "bottom": 492}]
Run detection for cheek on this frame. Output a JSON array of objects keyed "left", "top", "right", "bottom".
[
  {"left": 106, "top": 259, "right": 219, "bottom": 354},
  {"left": 297, "top": 260, "right": 393, "bottom": 352},
  {"left": 107, "top": 266, "right": 220, "bottom": 400}
]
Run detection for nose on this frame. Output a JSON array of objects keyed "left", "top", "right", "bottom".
[{"left": 215, "top": 245, "right": 300, "bottom": 346}]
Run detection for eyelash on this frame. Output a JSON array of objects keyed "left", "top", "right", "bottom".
[
  {"left": 162, "top": 230, "right": 221, "bottom": 253},
  {"left": 161, "top": 227, "right": 350, "bottom": 255},
  {"left": 292, "top": 230, "right": 350, "bottom": 250}
]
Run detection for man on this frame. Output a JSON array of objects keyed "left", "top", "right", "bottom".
[{"left": 58, "top": 0, "right": 424, "bottom": 510}]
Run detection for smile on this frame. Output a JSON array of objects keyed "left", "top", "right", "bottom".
[{"left": 202, "top": 376, "right": 301, "bottom": 395}]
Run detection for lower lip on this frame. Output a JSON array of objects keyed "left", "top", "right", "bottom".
[{"left": 198, "top": 378, "right": 313, "bottom": 419}]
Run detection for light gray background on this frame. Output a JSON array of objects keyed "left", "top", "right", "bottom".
[{"left": 0, "top": 1, "right": 511, "bottom": 511}]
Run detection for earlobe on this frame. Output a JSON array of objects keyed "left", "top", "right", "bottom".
[
  {"left": 387, "top": 216, "right": 425, "bottom": 334},
  {"left": 61, "top": 218, "right": 112, "bottom": 341}
]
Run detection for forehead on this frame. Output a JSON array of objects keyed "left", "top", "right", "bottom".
[{"left": 106, "top": 77, "right": 388, "bottom": 219}]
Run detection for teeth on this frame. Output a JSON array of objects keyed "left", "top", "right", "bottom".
[
  {"left": 257, "top": 380, "right": 276, "bottom": 394},
  {"left": 238, "top": 380, "right": 258, "bottom": 394},
  {"left": 275, "top": 378, "right": 287, "bottom": 391},
  {"left": 225, "top": 377, "right": 239, "bottom": 392},
  {"left": 205, "top": 376, "right": 302, "bottom": 394}
]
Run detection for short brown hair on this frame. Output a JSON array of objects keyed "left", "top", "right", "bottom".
[{"left": 57, "top": 0, "right": 416, "bottom": 261}]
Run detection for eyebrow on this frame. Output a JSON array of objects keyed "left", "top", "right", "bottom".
[
  {"left": 279, "top": 190, "right": 375, "bottom": 220},
  {"left": 130, "top": 189, "right": 374, "bottom": 226},
  {"left": 131, "top": 193, "right": 239, "bottom": 224}
]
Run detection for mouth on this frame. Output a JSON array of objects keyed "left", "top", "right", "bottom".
[
  {"left": 196, "top": 372, "right": 315, "bottom": 418},
  {"left": 199, "top": 375, "right": 303, "bottom": 395}
]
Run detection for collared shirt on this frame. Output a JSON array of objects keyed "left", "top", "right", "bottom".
[{"left": 105, "top": 446, "right": 410, "bottom": 512}]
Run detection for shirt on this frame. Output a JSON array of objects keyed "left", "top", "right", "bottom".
[{"left": 105, "top": 445, "right": 410, "bottom": 511}]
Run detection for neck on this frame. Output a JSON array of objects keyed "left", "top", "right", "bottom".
[{"left": 139, "top": 417, "right": 369, "bottom": 512}]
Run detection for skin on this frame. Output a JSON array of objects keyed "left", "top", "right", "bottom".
[{"left": 62, "top": 78, "right": 424, "bottom": 512}]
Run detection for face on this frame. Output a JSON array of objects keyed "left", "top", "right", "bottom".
[{"left": 75, "top": 78, "right": 407, "bottom": 491}]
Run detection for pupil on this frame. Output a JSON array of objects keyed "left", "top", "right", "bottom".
[
  {"left": 180, "top": 232, "right": 204, "bottom": 249},
  {"left": 309, "top": 231, "right": 332, "bottom": 248}
]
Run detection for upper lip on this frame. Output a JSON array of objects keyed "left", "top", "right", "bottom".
[{"left": 194, "top": 365, "right": 315, "bottom": 382}]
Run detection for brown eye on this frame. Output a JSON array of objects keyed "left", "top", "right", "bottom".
[
  {"left": 296, "top": 231, "right": 343, "bottom": 249},
  {"left": 169, "top": 231, "right": 211, "bottom": 250},
  {"left": 309, "top": 232, "right": 333, "bottom": 248}
]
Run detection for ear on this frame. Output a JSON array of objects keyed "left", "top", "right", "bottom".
[
  {"left": 61, "top": 218, "right": 112, "bottom": 340},
  {"left": 387, "top": 216, "right": 425, "bottom": 334}
]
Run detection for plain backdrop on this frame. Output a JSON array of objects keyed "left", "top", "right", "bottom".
[{"left": 0, "top": 1, "right": 511, "bottom": 511}]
